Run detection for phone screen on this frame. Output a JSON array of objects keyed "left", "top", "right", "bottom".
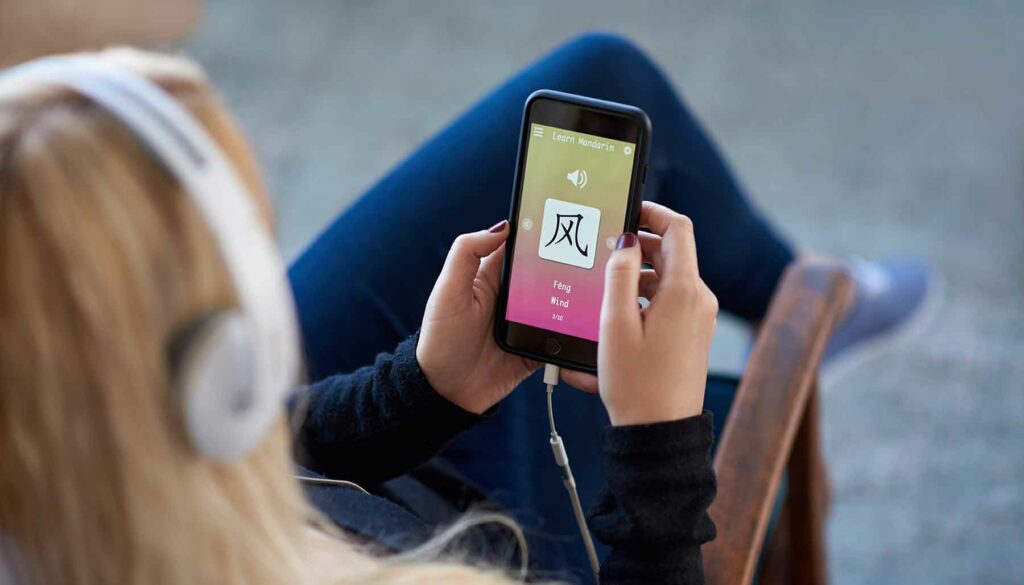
[{"left": 505, "top": 123, "right": 637, "bottom": 342}]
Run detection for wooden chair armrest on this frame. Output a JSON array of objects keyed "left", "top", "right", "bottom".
[{"left": 703, "top": 262, "right": 853, "bottom": 585}]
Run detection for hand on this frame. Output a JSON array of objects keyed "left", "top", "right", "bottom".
[
  {"left": 592, "top": 202, "right": 718, "bottom": 426},
  {"left": 417, "top": 220, "right": 539, "bottom": 414}
]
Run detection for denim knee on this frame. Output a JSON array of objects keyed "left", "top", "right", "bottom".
[
  {"left": 553, "top": 32, "right": 667, "bottom": 98},
  {"left": 564, "top": 32, "right": 648, "bottom": 64},
  {"left": 565, "top": 32, "right": 659, "bottom": 72}
]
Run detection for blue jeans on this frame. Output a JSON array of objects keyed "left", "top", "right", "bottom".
[{"left": 289, "top": 33, "right": 794, "bottom": 580}]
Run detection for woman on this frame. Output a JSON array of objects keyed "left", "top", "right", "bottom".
[
  {"left": 290, "top": 33, "right": 932, "bottom": 579},
  {"left": 0, "top": 48, "right": 716, "bottom": 585}
]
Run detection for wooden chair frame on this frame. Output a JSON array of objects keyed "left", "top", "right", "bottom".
[{"left": 704, "top": 263, "right": 853, "bottom": 585}]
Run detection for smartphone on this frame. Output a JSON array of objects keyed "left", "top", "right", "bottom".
[{"left": 494, "top": 90, "right": 651, "bottom": 373}]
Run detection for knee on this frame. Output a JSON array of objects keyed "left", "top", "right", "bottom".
[
  {"left": 563, "top": 32, "right": 652, "bottom": 70},
  {"left": 554, "top": 32, "right": 663, "bottom": 94}
]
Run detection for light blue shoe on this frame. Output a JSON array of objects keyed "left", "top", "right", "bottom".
[{"left": 822, "top": 255, "right": 939, "bottom": 382}]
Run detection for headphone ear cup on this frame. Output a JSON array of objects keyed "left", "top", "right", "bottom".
[{"left": 172, "top": 312, "right": 263, "bottom": 461}]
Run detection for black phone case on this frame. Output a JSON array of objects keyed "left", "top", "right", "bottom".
[{"left": 494, "top": 89, "right": 652, "bottom": 373}]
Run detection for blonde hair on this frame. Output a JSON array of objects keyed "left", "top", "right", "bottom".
[{"left": 0, "top": 49, "right": 524, "bottom": 585}]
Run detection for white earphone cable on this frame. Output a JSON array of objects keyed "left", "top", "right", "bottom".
[
  {"left": 543, "top": 363, "right": 600, "bottom": 581},
  {"left": 294, "top": 476, "right": 530, "bottom": 581},
  {"left": 294, "top": 475, "right": 370, "bottom": 494}
]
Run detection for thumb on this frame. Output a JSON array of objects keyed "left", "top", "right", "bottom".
[
  {"left": 437, "top": 220, "right": 509, "bottom": 296},
  {"left": 601, "top": 232, "right": 642, "bottom": 340}
]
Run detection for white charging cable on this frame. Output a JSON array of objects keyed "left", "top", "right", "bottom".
[{"left": 543, "top": 363, "right": 600, "bottom": 581}]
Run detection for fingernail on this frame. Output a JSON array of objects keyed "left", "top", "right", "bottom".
[
  {"left": 488, "top": 220, "right": 508, "bottom": 233},
  {"left": 615, "top": 232, "right": 638, "bottom": 249}
]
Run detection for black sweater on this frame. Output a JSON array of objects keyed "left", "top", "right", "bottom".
[{"left": 295, "top": 335, "right": 717, "bottom": 584}]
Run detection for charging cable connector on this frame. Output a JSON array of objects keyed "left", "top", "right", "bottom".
[{"left": 543, "top": 363, "right": 600, "bottom": 581}]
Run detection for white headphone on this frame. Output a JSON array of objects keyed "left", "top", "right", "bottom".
[{"left": 0, "top": 56, "right": 301, "bottom": 462}]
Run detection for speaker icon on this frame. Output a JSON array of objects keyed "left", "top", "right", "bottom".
[{"left": 566, "top": 169, "right": 588, "bottom": 189}]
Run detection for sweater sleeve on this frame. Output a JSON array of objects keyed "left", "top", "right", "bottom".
[
  {"left": 292, "top": 333, "right": 490, "bottom": 485},
  {"left": 589, "top": 412, "right": 717, "bottom": 585}
]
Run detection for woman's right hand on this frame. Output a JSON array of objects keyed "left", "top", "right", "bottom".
[{"left": 594, "top": 201, "right": 718, "bottom": 426}]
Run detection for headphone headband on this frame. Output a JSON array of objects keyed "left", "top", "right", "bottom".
[{"left": 0, "top": 55, "right": 301, "bottom": 461}]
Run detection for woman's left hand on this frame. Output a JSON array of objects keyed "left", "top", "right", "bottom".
[{"left": 416, "top": 220, "right": 539, "bottom": 413}]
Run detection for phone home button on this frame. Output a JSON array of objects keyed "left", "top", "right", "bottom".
[{"left": 544, "top": 337, "right": 562, "bottom": 355}]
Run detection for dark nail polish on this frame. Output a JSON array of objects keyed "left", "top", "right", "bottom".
[
  {"left": 615, "top": 232, "right": 638, "bottom": 250},
  {"left": 488, "top": 220, "right": 508, "bottom": 233}
]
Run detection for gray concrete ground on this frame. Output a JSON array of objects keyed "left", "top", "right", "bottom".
[{"left": 188, "top": 2, "right": 1023, "bottom": 583}]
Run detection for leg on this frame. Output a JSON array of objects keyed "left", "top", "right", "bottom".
[
  {"left": 288, "top": 33, "right": 794, "bottom": 582},
  {"left": 288, "top": 32, "right": 794, "bottom": 381}
]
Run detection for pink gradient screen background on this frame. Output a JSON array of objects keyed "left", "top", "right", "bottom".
[{"left": 505, "top": 124, "right": 636, "bottom": 341}]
